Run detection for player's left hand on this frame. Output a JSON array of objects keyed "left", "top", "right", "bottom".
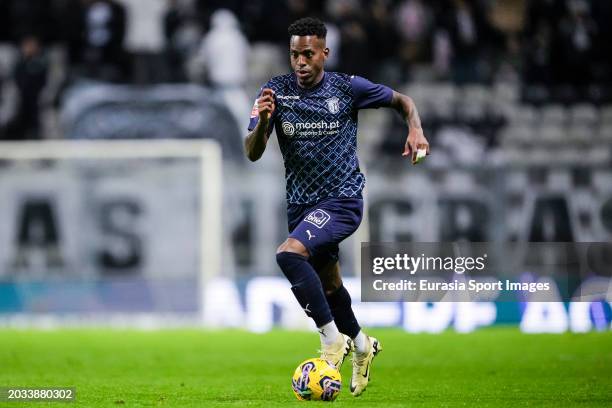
[{"left": 402, "top": 127, "right": 430, "bottom": 165}]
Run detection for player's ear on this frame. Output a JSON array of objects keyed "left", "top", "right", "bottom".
[{"left": 323, "top": 47, "right": 329, "bottom": 58}]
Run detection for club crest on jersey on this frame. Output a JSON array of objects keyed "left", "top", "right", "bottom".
[
  {"left": 304, "top": 209, "right": 331, "bottom": 229},
  {"left": 326, "top": 97, "right": 340, "bottom": 114}
]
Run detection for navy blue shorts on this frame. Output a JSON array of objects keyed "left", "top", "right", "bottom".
[{"left": 287, "top": 197, "right": 363, "bottom": 270}]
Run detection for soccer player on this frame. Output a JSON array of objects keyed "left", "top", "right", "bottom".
[{"left": 245, "top": 17, "right": 429, "bottom": 396}]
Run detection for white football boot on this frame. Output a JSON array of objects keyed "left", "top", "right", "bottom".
[
  {"left": 320, "top": 333, "right": 353, "bottom": 369},
  {"left": 350, "top": 336, "right": 382, "bottom": 396}
]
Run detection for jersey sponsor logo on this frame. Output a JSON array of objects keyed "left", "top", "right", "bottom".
[
  {"left": 304, "top": 209, "right": 331, "bottom": 229},
  {"left": 282, "top": 121, "right": 295, "bottom": 136},
  {"left": 295, "top": 121, "right": 340, "bottom": 131},
  {"left": 281, "top": 121, "right": 340, "bottom": 137},
  {"left": 326, "top": 96, "right": 340, "bottom": 114},
  {"left": 277, "top": 95, "right": 300, "bottom": 100}
]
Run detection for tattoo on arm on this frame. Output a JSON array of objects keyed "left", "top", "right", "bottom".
[
  {"left": 392, "top": 91, "right": 422, "bottom": 130},
  {"left": 406, "top": 98, "right": 422, "bottom": 130}
]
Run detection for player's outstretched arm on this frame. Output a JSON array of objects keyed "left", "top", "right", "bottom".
[
  {"left": 389, "top": 91, "right": 430, "bottom": 164},
  {"left": 245, "top": 88, "right": 275, "bottom": 162}
]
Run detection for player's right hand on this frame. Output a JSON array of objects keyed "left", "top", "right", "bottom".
[{"left": 258, "top": 88, "right": 275, "bottom": 122}]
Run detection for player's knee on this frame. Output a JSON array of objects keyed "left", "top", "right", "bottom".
[
  {"left": 276, "top": 238, "right": 309, "bottom": 257},
  {"left": 276, "top": 251, "right": 306, "bottom": 271},
  {"left": 276, "top": 251, "right": 290, "bottom": 268}
]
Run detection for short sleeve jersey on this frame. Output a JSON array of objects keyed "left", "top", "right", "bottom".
[{"left": 248, "top": 72, "right": 392, "bottom": 205}]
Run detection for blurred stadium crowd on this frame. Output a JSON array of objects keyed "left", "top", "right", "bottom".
[
  {"left": 0, "top": 0, "right": 610, "bottom": 166},
  {"left": 0, "top": 1, "right": 611, "bottom": 328}
]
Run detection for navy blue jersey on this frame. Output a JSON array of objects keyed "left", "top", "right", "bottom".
[{"left": 248, "top": 72, "right": 392, "bottom": 205}]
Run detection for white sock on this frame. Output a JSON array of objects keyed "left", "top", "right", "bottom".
[
  {"left": 318, "top": 321, "right": 341, "bottom": 347},
  {"left": 353, "top": 331, "right": 369, "bottom": 354}
]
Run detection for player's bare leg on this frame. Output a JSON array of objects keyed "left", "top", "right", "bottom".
[
  {"left": 318, "top": 261, "right": 382, "bottom": 396},
  {"left": 276, "top": 239, "right": 352, "bottom": 368}
]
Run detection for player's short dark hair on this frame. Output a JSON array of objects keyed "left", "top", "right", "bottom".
[{"left": 288, "top": 17, "right": 327, "bottom": 39}]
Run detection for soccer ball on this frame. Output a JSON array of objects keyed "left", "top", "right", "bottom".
[{"left": 291, "top": 358, "right": 342, "bottom": 401}]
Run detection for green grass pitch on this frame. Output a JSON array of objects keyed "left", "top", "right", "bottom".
[{"left": 1, "top": 327, "right": 610, "bottom": 407}]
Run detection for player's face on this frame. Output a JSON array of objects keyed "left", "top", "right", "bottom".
[{"left": 290, "top": 35, "right": 328, "bottom": 88}]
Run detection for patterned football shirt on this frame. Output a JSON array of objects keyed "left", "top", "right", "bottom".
[{"left": 248, "top": 72, "right": 392, "bottom": 205}]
